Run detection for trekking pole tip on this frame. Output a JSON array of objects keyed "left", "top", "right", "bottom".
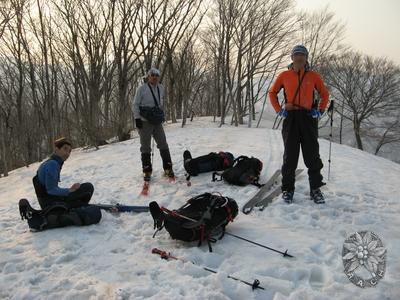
[
  {"left": 283, "top": 249, "right": 294, "bottom": 258},
  {"left": 252, "top": 279, "right": 260, "bottom": 290}
]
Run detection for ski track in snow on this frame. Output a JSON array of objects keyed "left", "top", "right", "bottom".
[{"left": 1, "top": 117, "right": 399, "bottom": 300}]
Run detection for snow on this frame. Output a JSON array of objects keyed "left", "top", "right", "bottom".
[{"left": 1, "top": 117, "right": 399, "bottom": 299}]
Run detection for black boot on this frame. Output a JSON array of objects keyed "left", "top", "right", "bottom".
[
  {"left": 19, "top": 199, "right": 47, "bottom": 231},
  {"left": 282, "top": 191, "right": 294, "bottom": 204},
  {"left": 141, "top": 153, "right": 152, "bottom": 181},
  {"left": 310, "top": 188, "right": 325, "bottom": 204}
]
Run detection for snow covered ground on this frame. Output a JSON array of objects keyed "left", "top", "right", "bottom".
[{"left": 1, "top": 117, "right": 399, "bottom": 300}]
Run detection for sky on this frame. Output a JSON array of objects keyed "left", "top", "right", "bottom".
[{"left": 295, "top": 0, "right": 400, "bottom": 65}]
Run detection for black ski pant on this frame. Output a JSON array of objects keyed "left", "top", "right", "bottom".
[
  {"left": 38, "top": 182, "right": 94, "bottom": 210},
  {"left": 281, "top": 110, "right": 324, "bottom": 192}
]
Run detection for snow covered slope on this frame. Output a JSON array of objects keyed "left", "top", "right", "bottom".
[{"left": 1, "top": 118, "right": 399, "bottom": 299}]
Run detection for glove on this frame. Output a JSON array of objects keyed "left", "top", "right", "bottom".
[
  {"left": 310, "top": 108, "right": 323, "bottom": 119},
  {"left": 135, "top": 118, "right": 143, "bottom": 129},
  {"left": 278, "top": 109, "right": 288, "bottom": 118}
]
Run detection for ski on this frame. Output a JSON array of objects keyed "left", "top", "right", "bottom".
[
  {"left": 140, "top": 181, "right": 150, "bottom": 196},
  {"left": 167, "top": 176, "right": 176, "bottom": 183},
  {"left": 152, "top": 248, "right": 265, "bottom": 291},
  {"left": 257, "top": 169, "right": 304, "bottom": 210},
  {"left": 92, "top": 203, "right": 149, "bottom": 213},
  {"left": 242, "top": 169, "right": 281, "bottom": 214}
]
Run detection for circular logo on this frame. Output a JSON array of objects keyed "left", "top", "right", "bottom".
[{"left": 342, "top": 231, "right": 386, "bottom": 288}]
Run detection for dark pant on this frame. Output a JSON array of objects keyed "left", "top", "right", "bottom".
[
  {"left": 139, "top": 121, "right": 172, "bottom": 171},
  {"left": 138, "top": 121, "right": 169, "bottom": 153},
  {"left": 281, "top": 110, "right": 324, "bottom": 192},
  {"left": 38, "top": 182, "right": 94, "bottom": 209}
]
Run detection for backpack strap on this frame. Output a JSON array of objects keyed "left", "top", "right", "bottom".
[
  {"left": 41, "top": 202, "right": 69, "bottom": 215},
  {"left": 251, "top": 178, "right": 264, "bottom": 188},
  {"left": 212, "top": 172, "right": 223, "bottom": 182},
  {"left": 152, "top": 224, "right": 165, "bottom": 238},
  {"left": 219, "top": 152, "right": 231, "bottom": 168},
  {"left": 233, "top": 156, "right": 247, "bottom": 165},
  {"left": 147, "top": 83, "right": 161, "bottom": 107},
  {"left": 224, "top": 203, "right": 234, "bottom": 222},
  {"left": 185, "top": 173, "right": 191, "bottom": 182}
]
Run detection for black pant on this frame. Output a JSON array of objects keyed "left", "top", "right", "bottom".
[
  {"left": 281, "top": 110, "right": 324, "bottom": 192},
  {"left": 38, "top": 182, "right": 94, "bottom": 209}
]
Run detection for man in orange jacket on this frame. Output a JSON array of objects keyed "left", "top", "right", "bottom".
[{"left": 269, "top": 45, "right": 329, "bottom": 204}]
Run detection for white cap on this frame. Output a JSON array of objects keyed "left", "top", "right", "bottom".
[{"left": 147, "top": 67, "right": 161, "bottom": 76}]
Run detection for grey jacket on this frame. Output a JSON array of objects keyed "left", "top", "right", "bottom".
[{"left": 133, "top": 83, "right": 166, "bottom": 120}]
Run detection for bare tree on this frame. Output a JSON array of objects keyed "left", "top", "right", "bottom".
[
  {"left": 297, "top": 6, "right": 347, "bottom": 70},
  {"left": 322, "top": 51, "right": 400, "bottom": 150},
  {"left": 364, "top": 108, "right": 400, "bottom": 155},
  {"left": 204, "top": 0, "right": 296, "bottom": 127},
  {"left": 53, "top": 0, "right": 115, "bottom": 147}
]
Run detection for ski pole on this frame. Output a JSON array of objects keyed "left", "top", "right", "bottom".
[
  {"left": 151, "top": 137, "right": 155, "bottom": 166},
  {"left": 225, "top": 232, "right": 294, "bottom": 258},
  {"left": 327, "top": 100, "right": 334, "bottom": 180},
  {"left": 156, "top": 208, "right": 294, "bottom": 258},
  {"left": 272, "top": 99, "right": 285, "bottom": 130},
  {"left": 152, "top": 248, "right": 265, "bottom": 290}
]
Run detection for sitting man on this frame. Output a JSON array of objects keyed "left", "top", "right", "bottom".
[
  {"left": 19, "top": 137, "right": 101, "bottom": 231},
  {"left": 33, "top": 137, "right": 94, "bottom": 209}
]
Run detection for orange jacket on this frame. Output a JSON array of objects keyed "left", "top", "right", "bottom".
[{"left": 268, "top": 68, "right": 329, "bottom": 113}]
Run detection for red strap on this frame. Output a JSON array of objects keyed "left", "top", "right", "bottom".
[
  {"left": 219, "top": 152, "right": 230, "bottom": 168},
  {"left": 157, "top": 250, "right": 169, "bottom": 259},
  {"left": 200, "top": 225, "right": 205, "bottom": 241},
  {"left": 161, "top": 207, "right": 180, "bottom": 218},
  {"left": 225, "top": 205, "right": 233, "bottom": 222}
]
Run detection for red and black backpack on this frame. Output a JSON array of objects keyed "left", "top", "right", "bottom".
[{"left": 150, "top": 193, "right": 238, "bottom": 252}]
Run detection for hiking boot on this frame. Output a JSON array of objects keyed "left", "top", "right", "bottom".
[
  {"left": 282, "top": 191, "right": 294, "bottom": 204},
  {"left": 164, "top": 168, "right": 175, "bottom": 179},
  {"left": 143, "top": 171, "right": 152, "bottom": 182},
  {"left": 310, "top": 188, "right": 325, "bottom": 204},
  {"left": 19, "top": 199, "right": 47, "bottom": 231}
]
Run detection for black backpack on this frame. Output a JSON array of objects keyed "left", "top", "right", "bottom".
[
  {"left": 212, "top": 156, "right": 264, "bottom": 187},
  {"left": 183, "top": 150, "right": 234, "bottom": 180},
  {"left": 150, "top": 193, "right": 238, "bottom": 252},
  {"left": 19, "top": 199, "right": 102, "bottom": 231}
]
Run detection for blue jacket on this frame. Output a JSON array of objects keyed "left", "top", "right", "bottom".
[{"left": 37, "top": 154, "right": 70, "bottom": 196}]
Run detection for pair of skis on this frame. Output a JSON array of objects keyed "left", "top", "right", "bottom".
[
  {"left": 242, "top": 169, "right": 304, "bottom": 214},
  {"left": 140, "top": 174, "right": 179, "bottom": 196}
]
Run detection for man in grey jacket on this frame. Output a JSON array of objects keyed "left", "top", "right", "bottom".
[{"left": 133, "top": 67, "right": 175, "bottom": 182}]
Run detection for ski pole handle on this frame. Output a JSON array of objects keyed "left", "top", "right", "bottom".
[{"left": 152, "top": 248, "right": 169, "bottom": 259}]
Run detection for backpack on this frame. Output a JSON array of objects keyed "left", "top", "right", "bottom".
[
  {"left": 212, "top": 156, "right": 264, "bottom": 187},
  {"left": 150, "top": 193, "right": 238, "bottom": 252},
  {"left": 183, "top": 150, "right": 234, "bottom": 180},
  {"left": 19, "top": 199, "right": 102, "bottom": 231}
]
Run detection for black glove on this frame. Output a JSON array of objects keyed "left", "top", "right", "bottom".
[{"left": 135, "top": 118, "right": 143, "bottom": 129}]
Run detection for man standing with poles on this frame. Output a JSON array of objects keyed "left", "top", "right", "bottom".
[
  {"left": 269, "top": 45, "right": 329, "bottom": 204},
  {"left": 133, "top": 68, "right": 175, "bottom": 195}
]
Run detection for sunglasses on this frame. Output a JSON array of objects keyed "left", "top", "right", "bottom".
[{"left": 150, "top": 73, "right": 160, "bottom": 77}]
